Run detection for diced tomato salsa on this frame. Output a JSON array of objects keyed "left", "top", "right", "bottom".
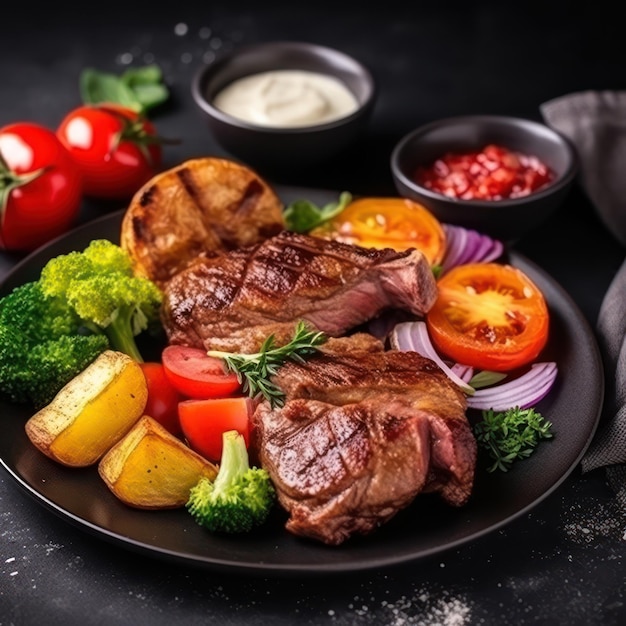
[{"left": 414, "top": 144, "right": 554, "bottom": 201}]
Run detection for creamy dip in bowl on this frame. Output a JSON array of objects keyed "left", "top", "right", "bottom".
[
  {"left": 212, "top": 69, "right": 359, "bottom": 128},
  {"left": 191, "top": 41, "right": 376, "bottom": 173}
]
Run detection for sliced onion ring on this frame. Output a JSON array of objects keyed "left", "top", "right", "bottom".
[
  {"left": 442, "top": 224, "right": 504, "bottom": 273},
  {"left": 451, "top": 362, "right": 474, "bottom": 383},
  {"left": 390, "top": 321, "right": 475, "bottom": 394},
  {"left": 467, "top": 362, "right": 558, "bottom": 411}
]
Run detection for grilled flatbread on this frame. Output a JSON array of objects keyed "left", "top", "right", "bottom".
[{"left": 120, "top": 157, "right": 285, "bottom": 285}]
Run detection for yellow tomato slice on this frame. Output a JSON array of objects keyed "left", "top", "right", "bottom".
[
  {"left": 425, "top": 262, "right": 549, "bottom": 372},
  {"left": 311, "top": 197, "right": 446, "bottom": 265}
]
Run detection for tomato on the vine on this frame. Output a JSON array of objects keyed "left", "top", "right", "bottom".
[
  {"left": 0, "top": 122, "right": 83, "bottom": 252},
  {"left": 56, "top": 103, "right": 164, "bottom": 200},
  {"left": 310, "top": 197, "right": 446, "bottom": 266},
  {"left": 139, "top": 362, "right": 183, "bottom": 435},
  {"left": 425, "top": 262, "right": 549, "bottom": 372}
]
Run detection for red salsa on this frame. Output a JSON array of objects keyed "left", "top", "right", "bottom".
[{"left": 414, "top": 144, "right": 554, "bottom": 201}]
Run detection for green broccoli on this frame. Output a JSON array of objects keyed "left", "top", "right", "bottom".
[
  {"left": 39, "top": 239, "right": 163, "bottom": 363},
  {"left": 0, "top": 281, "right": 108, "bottom": 407},
  {"left": 186, "top": 430, "right": 276, "bottom": 534}
]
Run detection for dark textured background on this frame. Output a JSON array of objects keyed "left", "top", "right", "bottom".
[{"left": 1, "top": 2, "right": 626, "bottom": 624}]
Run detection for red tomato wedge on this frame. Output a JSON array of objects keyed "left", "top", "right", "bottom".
[
  {"left": 161, "top": 345, "right": 241, "bottom": 399},
  {"left": 425, "top": 262, "right": 549, "bottom": 372},
  {"left": 139, "top": 362, "right": 182, "bottom": 435},
  {"left": 178, "top": 396, "right": 253, "bottom": 462}
]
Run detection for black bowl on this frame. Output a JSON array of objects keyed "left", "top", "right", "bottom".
[
  {"left": 390, "top": 115, "right": 579, "bottom": 241},
  {"left": 191, "top": 41, "right": 376, "bottom": 174}
]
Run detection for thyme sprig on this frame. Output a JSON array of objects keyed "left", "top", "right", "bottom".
[
  {"left": 473, "top": 406, "right": 554, "bottom": 472},
  {"left": 207, "top": 320, "right": 327, "bottom": 408}
]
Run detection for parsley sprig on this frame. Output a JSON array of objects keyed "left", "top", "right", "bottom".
[
  {"left": 207, "top": 321, "right": 327, "bottom": 408},
  {"left": 473, "top": 406, "right": 554, "bottom": 472}
]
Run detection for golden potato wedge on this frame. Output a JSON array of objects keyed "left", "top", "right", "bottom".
[
  {"left": 98, "top": 415, "right": 218, "bottom": 509},
  {"left": 25, "top": 350, "right": 147, "bottom": 467},
  {"left": 120, "top": 156, "right": 285, "bottom": 285}
]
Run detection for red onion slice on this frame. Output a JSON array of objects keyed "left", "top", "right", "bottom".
[
  {"left": 442, "top": 224, "right": 505, "bottom": 273},
  {"left": 441, "top": 224, "right": 468, "bottom": 269},
  {"left": 467, "top": 362, "right": 558, "bottom": 411},
  {"left": 389, "top": 321, "right": 475, "bottom": 394},
  {"left": 451, "top": 362, "right": 474, "bottom": 383}
]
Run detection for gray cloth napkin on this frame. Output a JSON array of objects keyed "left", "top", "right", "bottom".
[{"left": 541, "top": 91, "right": 626, "bottom": 509}]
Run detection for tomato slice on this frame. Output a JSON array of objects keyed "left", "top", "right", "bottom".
[
  {"left": 161, "top": 345, "right": 241, "bottom": 399},
  {"left": 178, "top": 396, "right": 253, "bottom": 462},
  {"left": 425, "top": 262, "right": 549, "bottom": 371},
  {"left": 139, "top": 362, "right": 182, "bottom": 435},
  {"left": 310, "top": 197, "right": 446, "bottom": 265}
]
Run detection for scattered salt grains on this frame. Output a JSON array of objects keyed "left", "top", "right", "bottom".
[
  {"left": 199, "top": 27, "right": 212, "bottom": 40},
  {"left": 562, "top": 499, "right": 625, "bottom": 544},
  {"left": 174, "top": 23, "right": 189, "bottom": 37},
  {"left": 42, "top": 541, "right": 63, "bottom": 556},
  {"left": 331, "top": 589, "right": 471, "bottom": 625},
  {"left": 112, "top": 21, "right": 235, "bottom": 78},
  {"left": 117, "top": 52, "right": 134, "bottom": 65}
]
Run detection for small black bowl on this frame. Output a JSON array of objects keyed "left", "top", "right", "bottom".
[
  {"left": 191, "top": 41, "right": 376, "bottom": 173},
  {"left": 390, "top": 115, "right": 579, "bottom": 241}
]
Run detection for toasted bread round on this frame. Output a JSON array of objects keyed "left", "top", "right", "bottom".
[{"left": 120, "top": 157, "right": 285, "bottom": 285}]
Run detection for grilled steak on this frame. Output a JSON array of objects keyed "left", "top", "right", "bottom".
[
  {"left": 161, "top": 231, "right": 438, "bottom": 353},
  {"left": 252, "top": 336, "right": 476, "bottom": 545}
]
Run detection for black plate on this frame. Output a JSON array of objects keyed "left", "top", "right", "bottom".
[{"left": 0, "top": 187, "right": 604, "bottom": 576}]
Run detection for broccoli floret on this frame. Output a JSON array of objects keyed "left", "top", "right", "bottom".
[
  {"left": 186, "top": 430, "right": 276, "bottom": 534},
  {"left": 39, "top": 239, "right": 163, "bottom": 362},
  {"left": 0, "top": 281, "right": 108, "bottom": 407}
]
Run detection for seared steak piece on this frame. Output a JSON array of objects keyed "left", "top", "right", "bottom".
[
  {"left": 252, "top": 337, "right": 476, "bottom": 545},
  {"left": 162, "top": 231, "right": 437, "bottom": 353}
]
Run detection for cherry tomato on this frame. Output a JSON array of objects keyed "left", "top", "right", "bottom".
[
  {"left": 178, "top": 396, "right": 253, "bottom": 462},
  {"left": 311, "top": 197, "right": 446, "bottom": 265},
  {"left": 425, "top": 262, "right": 549, "bottom": 372},
  {"left": 139, "top": 362, "right": 183, "bottom": 435},
  {"left": 56, "top": 103, "right": 163, "bottom": 200},
  {"left": 0, "top": 122, "right": 83, "bottom": 251},
  {"left": 161, "top": 345, "right": 241, "bottom": 399}
]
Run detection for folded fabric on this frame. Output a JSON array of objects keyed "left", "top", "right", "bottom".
[
  {"left": 541, "top": 90, "right": 626, "bottom": 247},
  {"left": 541, "top": 91, "right": 626, "bottom": 509},
  {"left": 581, "top": 255, "right": 626, "bottom": 508}
]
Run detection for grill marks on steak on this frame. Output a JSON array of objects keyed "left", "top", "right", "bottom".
[
  {"left": 252, "top": 339, "right": 476, "bottom": 545},
  {"left": 162, "top": 231, "right": 438, "bottom": 353}
]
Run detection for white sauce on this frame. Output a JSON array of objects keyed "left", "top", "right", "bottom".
[{"left": 212, "top": 69, "right": 359, "bottom": 128}]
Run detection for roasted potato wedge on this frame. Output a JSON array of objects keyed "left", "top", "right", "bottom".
[
  {"left": 98, "top": 415, "right": 218, "bottom": 509},
  {"left": 120, "top": 156, "right": 285, "bottom": 285},
  {"left": 24, "top": 351, "right": 147, "bottom": 467}
]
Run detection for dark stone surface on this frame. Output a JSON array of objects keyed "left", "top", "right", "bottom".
[{"left": 1, "top": 2, "right": 625, "bottom": 624}]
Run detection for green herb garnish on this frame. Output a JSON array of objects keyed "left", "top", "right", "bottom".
[
  {"left": 473, "top": 406, "right": 554, "bottom": 472},
  {"left": 469, "top": 370, "right": 507, "bottom": 389},
  {"left": 283, "top": 192, "right": 352, "bottom": 233},
  {"left": 207, "top": 320, "right": 327, "bottom": 408},
  {"left": 80, "top": 65, "right": 170, "bottom": 115}
]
